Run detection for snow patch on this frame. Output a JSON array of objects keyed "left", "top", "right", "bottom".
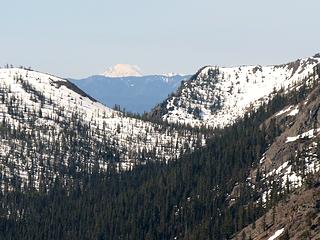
[
  {"left": 268, "top": 228, "right": 284, "bottom": 240},
  {"left": 286, "top": 128, "right": 320, "bottom": 143},
  {"left": 287, "top": 106, "right": 299, "bottom": 116},
  {"left": 276, "top": 105, "right": 299, "bottom": 117}
]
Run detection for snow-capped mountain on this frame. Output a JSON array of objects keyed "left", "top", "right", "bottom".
[
  {"left": 71, "top": 74, "right": 189, "bottom": 113},
  {"left": 0, "top": 67, "right": 202, "bottom": 188},
  {"left": 151, "top": 55, "right": 320, "bottom": 128},
  {"left": 102, "top": 64, "right": 142, "bottom": 77}
]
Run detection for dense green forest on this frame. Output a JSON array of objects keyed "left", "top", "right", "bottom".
[{"left": 0, "top": 77, "right": 316, "bottom": 240}]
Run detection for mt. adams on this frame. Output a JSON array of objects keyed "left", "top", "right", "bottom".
[
  {"left": 151, "top": 55, "right": 320, "bottom": 128},
  {"left": 102, "top": 64, "right": 142, "bottom": 77}
]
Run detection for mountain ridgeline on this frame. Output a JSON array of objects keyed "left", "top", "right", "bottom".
[
  {"left": 0, "top": 55, "right": 320, "bottom": 239},
  {"left": 71, "top": 74, "right": 189, "bottom": 114},
  {"left": 150, "top": 55, "right": 320, "bottom": 128}
]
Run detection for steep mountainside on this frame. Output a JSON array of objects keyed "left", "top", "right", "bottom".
[
  {"left": 71, "top": 74, "right": 188, "bottom": 113},
  {"left": 246, "top": 82, "right": 320, "bottom": 200},
  {"left": 229, "top": 64, "right": 320, "bottom": 239},
  {"left": 151, "top": 55, "right": 320, "bottom": 128},
  {"left": 233, "top": 185, "right": 320, "bottom": 240},
  {"left": 0, "top": 67, "right": 202, "bottom": 189}
]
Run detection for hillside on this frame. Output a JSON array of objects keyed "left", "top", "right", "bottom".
[
  {"left": 0, "top": 67, "right": 202, "bottom": 189},
  {"left": 230, "top": 63, "right": 320, "bottom": 239},
  {"left": 151, "top": 55, "right": 320, "bottom": 128}
]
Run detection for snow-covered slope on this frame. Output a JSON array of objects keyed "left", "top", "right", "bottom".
[
  {"left": 225, "top": 63, "right": 320, "bottom": 209},
  {"left": 71, "top": 74, "right": 189, "bottom": 113},
  {"left": 249, "top": 80, "right": 320, "bottom": 201},
  {"left": 0, "top": 67, "right": 202, "bottom": 188},
  {"left": 102, "top": 64, "right": 142, "bottom": 77},
  {"left": 152, "top": 55, "right": 320, "bottom": 128}
]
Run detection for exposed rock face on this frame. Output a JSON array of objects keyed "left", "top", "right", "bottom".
[
  {"left": 246, "top": 79, "right": 320, "bottom": 198},
  {"left": 233, "top": 185, "right": 320, "bottom": 240}
]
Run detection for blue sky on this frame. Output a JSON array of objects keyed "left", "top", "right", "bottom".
[{"left": 1, "top": 0, "right": 319, "bottom": 78}]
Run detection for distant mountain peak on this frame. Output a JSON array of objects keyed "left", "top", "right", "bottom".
[{"left": 102, "top": 64, "right": 142, "bottom": 77}]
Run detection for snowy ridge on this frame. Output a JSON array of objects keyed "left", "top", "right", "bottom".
[
  {"left": 268, "top": 228, "right": 284, "bottom": 240},
  {"left": 159, "top": 56, "right": 320, "bottom": 128},
  {"left": 0, "top": 68, "right": 202, "bottom": 187}
]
